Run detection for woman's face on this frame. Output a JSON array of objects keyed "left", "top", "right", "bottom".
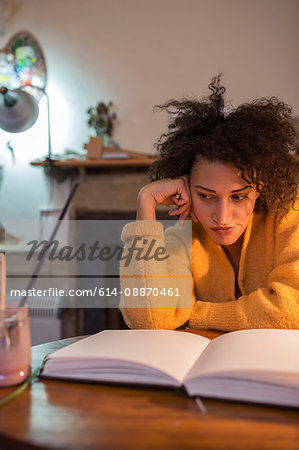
[{"left": 190, "top": 159, "right": 259, "bottom": 247}]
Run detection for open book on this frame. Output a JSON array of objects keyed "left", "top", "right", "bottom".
[{"left": 41, "top": 329, "right": 299, "bottom": 408}]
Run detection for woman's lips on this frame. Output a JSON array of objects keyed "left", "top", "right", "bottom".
[{"left": 210, "top": 227, "right": 235, "bottom": 235}]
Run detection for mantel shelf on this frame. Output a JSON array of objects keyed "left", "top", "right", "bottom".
[
  {"left": 30, "top": 157, "right": 157, "bottom": 168},
  {"left": 30, "top": 154, "right": 298, "bottom": 169}
]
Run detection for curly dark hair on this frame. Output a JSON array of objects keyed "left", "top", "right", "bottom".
[{"left": 150, "top": 75, "right": 298, "bottom": 215}]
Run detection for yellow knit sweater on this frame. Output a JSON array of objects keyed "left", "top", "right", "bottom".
[{"left": 119, "top": 205, "right": 299, "bottom": 331}]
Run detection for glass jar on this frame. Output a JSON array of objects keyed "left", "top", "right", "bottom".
[{"left": 0, "top": 306, "right": 31, "bottom": 387}]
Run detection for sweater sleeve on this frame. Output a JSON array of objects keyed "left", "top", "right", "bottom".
[
  {"left": 190, "top": 207, "right": 299, "bottom": 331},
  {"left": 119, "top": 221, "right": 195, "bottom": 329}
]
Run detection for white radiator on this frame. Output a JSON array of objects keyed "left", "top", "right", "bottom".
[{"left": 28, "top": 296, "right": 63, "bottom": 345}]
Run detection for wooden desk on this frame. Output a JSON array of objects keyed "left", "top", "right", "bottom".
[{"left": 0, "top": 331, "right": 299, "bottom": 450}]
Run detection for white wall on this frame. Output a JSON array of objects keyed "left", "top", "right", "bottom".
[{"left": 0, "top": 0, "right": 298, "bottom": 225}]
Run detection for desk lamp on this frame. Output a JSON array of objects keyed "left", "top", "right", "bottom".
[
  {"left": 0, "top": 85, "right": 52, "bottom": 157},
  {"left": 0, "top": 86, "right": 39, "bottom": 132}
]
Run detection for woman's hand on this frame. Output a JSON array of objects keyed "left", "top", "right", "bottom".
[{"left": 136, "top": 176, "right": 199, "bottom": 223}]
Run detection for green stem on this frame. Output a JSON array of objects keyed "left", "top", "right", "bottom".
[{"left": 0, "top": 362, "right": 45, "bottom": 407}]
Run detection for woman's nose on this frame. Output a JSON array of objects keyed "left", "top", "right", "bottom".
[{"left": 213, "top": 200, "right": 232, "bottom": 225}]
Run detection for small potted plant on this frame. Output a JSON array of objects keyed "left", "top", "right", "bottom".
[{"left": 87, "top": 101, "right": 119, "bottom": 148}]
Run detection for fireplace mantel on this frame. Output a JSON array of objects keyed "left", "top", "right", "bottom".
[
  {"left": 31, "top": 157, "right": 157, "bottom": 168},
  {"left": 70, "top": 168, "right": 151, "bottom": 218}
]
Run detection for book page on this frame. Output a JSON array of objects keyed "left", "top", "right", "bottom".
[
  {"left": 186, "top": 329, "right": 299, "bottom": 387},
  {"left": 46, "top": 330, "right": 210, "bottom": 384}
]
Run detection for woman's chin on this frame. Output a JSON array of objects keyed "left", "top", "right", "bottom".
[{"left": 208, "top": 230, "right": 241, "bottom": 246}]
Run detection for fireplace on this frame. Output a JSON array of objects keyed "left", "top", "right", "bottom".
[{"left": 61, "top": 167, "right": 172, "bottom": 337}]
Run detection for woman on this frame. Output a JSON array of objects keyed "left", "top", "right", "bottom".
[{"left": 120, "top": 76, "right": 299, "bottom": 331}]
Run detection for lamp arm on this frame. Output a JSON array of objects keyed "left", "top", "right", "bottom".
[
  {"left": 43, "top": 88, "right": 52, "bottom": 159},
  {"left": 26, "top": 85, "right": 52, "bottom": 159}
]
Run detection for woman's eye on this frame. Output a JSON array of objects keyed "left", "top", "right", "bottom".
[
  {"left": 232, "top": 195, "right": 248, "bottom": 201},
  {"left": 199, "top": 193, "right": 214, "bottom": 200}
]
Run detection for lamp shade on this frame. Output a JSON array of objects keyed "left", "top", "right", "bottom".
[{"left": 0, "top": 87, "right": 39, "bottom": 133}]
